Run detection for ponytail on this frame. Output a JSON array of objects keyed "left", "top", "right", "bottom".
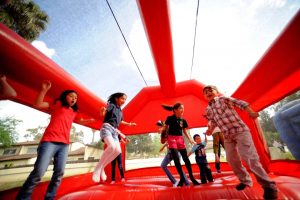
[
  {"left": 162, "top": 102, "right": 183, "bottom": 112},
  {"left": 162, "top": 104, "right": 173, "bottom": 111}
]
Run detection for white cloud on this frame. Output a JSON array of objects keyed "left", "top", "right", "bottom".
[
  {"left": 31, "top": 40, "right": 56, "bottom": 58},
  {"left": 120, "top": 20, "right": 159, "bottom": 85}
]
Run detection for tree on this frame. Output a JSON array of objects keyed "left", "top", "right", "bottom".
[
  {"left": 0, "top": 0, "right": 49, "bottom": 42},
  {"left": 259, "top": 90, "right": 300, "bottom": 149},
  {"left": 0, "top": 116, "right": 21, "bottom": 147},
  {"left": 126, "top": 133, "right": 162, "bottom": 158},
  {"left": 259, "top": 110, "right": 276, "bottom": 133},
  {"left": 69, "top": 125, "right": 84, "bottom": 143},
  {"left": 25, "top": 126, "right": 45, "bottom": 141}
]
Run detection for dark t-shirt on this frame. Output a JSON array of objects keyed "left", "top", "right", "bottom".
[
  {"left": 165, "top": 115, "right": 188, "bottom": 136},
  {"left": 191, "top": 142, "right": 207, "bottom": 164},
  {"left": 103, "top": 103, "right": 123, "bottom": 128}
]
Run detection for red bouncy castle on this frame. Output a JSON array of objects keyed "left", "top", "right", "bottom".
[{"left": 0, "top": 0, "right": 299, "bottom": 199}]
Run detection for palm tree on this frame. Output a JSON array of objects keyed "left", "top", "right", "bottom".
[{"left": 0, "top": 0, "right": 49, "bottom": 42}]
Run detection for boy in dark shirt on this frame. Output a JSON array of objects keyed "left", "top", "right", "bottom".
[{"left": 188, "top": 133, "right": 213, "bottom": 184}]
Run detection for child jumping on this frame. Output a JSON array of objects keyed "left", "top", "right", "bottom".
[
  {"left": 203, "top": 85, "right": 278, "bottom": 199},
  {"left": 17, "top": 81, "right": 80, "bottom": 200},
  {"left": 188, "top": 133, "right": 213, "bottom": 184},
  {"left": 156, "top": 120, "right": 189, "bottom": 187},
  {"left": 92, "top": 92, "right": 136, "bottom": 183},
  {"left": 162, "top": 103, "right": 200, "bottom": 186},
  {"left": 209, "top": 121, "right": 225, "bottom": 173}
]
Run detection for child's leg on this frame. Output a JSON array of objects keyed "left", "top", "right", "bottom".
[
  {"left": 204, "top": 164, "right": 214, "bottom": 182},
  {"left": 170, "top": 149, "right": 186, "bottom": 186},
  {"left": 116, "top": 153, "right": 124, "bottom": 179},
  {"left": 236, "top": 132, "right": 276, "bottom": 189},
  {"left": 16, "top": 142, "right": 57, "bottom": 200},
  {"left": 45, "top": 144, "right": 69, "bottom": 199},
  {"left": 92, "top": 136, "right": 120, "bottom": 182},
  {"left": 198, "top": 163, "right": 207, "bottom": 184},
  {"left": 213, "top": 133, "right": 221, "bottom": 172},
  {"left": 179, "top": 149, "right": 200, "bottom": 185},
  {"left": 224, "top": 136, "right": 252, "bottom": 187},
  {"left": 177, "top": 152, "right": 190, "bottom": 186},
  {"left": 161, "top": 151, "right": 176, "bottom": 184},
  {"left": 111, "top": 157, "right": 117, "bottom": 181}
]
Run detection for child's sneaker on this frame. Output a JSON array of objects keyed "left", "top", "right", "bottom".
[
  {"left": 217, "top": 169, "right": 221, "bottom": 173},
  {"left": 236, "top": 183, "right": 248, "bottom": 191},
  {"left": 263, "top": 187, "right": 278, "bottom": 199},
  {"left": 121, "top": 178, "right": 126, "bottom": 182}
]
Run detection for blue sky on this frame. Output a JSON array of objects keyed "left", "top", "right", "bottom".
[{"left": 0, "top": 0, "right": 299, "bottom": 143}]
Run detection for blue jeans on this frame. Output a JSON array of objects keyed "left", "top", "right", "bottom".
[
  {"left": 16, "top": 142, "right": 69, "bottom": 200},
  {"left": 161, "top": 150, "right": 189, "bottom": 185},
  {"left": 273, "top": 99, "right": 300, "bottom": 160}
]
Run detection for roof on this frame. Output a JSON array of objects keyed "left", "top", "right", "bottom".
[
  {"left": 68, "top": 147, "right": 85, "bottom": 156},
  {"left": 0, "top": 154, "right": 36, "bottom": 161}
]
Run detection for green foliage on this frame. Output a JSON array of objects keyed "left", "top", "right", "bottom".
[
  {"left": 25, "top": 126, "right": 45, "bottom": 141},
  {"left": 262, "top": 131, "right": 283, "bottom": 147},
  {"left": 259, "top": 110, "right": 276, "bottom": 132},
  {"left": 126, "top": 133, "right": 161, "bottom": 159},
  {"left": 0, "top": 116, "right": 22, "bottom": 147},
  {"left": 0, "top": 0, "right": 49, "bottom": 41},
  {"left": 259, "top": 91, "right": 299, "bottom": 160},
  {"left": 69, "top": 126, "right": 84, "bottom": 143},
  {"left": 93, "top": 139, "right": 104, "bottom": 149}
]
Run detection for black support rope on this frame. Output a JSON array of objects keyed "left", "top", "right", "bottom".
[
  {"left": 190, "top": 0, "right": 200, "bottom": 79},
  {"left": 105, "top": 0, "right": 148, "bottom": 86}
]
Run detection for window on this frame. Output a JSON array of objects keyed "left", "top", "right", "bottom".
[
  {"left": 26, "top": 147, "right": 37, "bottom": 154},
  {"left": 3, "top": 148, "right": 17, "bottom": 155}
]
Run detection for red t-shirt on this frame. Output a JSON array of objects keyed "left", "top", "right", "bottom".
[{"left": 41, "top": 101, "right": 77, "bottom": 144}]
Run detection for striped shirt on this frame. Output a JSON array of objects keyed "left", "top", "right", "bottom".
[{"left": 205, "top": 96, "right": 249, "bottom": 135}]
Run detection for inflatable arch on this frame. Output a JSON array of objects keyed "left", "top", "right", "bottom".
[{"left": 0, "top": 0, "right": 300, "bottom": 199}]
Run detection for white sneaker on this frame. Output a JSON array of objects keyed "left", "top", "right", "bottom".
[
  {"left": 121, "top": 178, "right": 126, "bottom": 182},
  {"left": 110, "top": 181, "right": 115, "bottom": 184},
  {"left": 173, "top": 180, "right": 179, "bottom": 187}
]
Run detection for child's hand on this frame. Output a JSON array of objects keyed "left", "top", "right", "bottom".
[
  {"left": 100, "top": 107, "right": 107, "bottom": 116},
  {"left": 41, "top": 80, "right": 51, "bottom": 91},
  {"left": 190, "top": 140, "right": 196, "bottom": 145},
  {"left": 206, "top": 129, "right": 212, "bottom": 136},
  {"left": 0, "top": 74, "right": 6, "bottom": 81},
  {"left": 129, "top": 122, "right": 137, "bottom": 126},
  {"left": 125, "top": 137, "right": 130, "bottom": 144},
  {"left": 249, "top": 111, "right": 259, "bottom": 119}
]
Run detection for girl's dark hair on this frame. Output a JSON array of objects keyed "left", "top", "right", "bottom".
[
  {"left": 107, "top": 92, "right": 127, "bottom": 104},
  {"left": 162, "top": 102, "right": 183, "bottom": 112},
  {"left": 56, "top": 90, "right": 78, "bottom": 111}
]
